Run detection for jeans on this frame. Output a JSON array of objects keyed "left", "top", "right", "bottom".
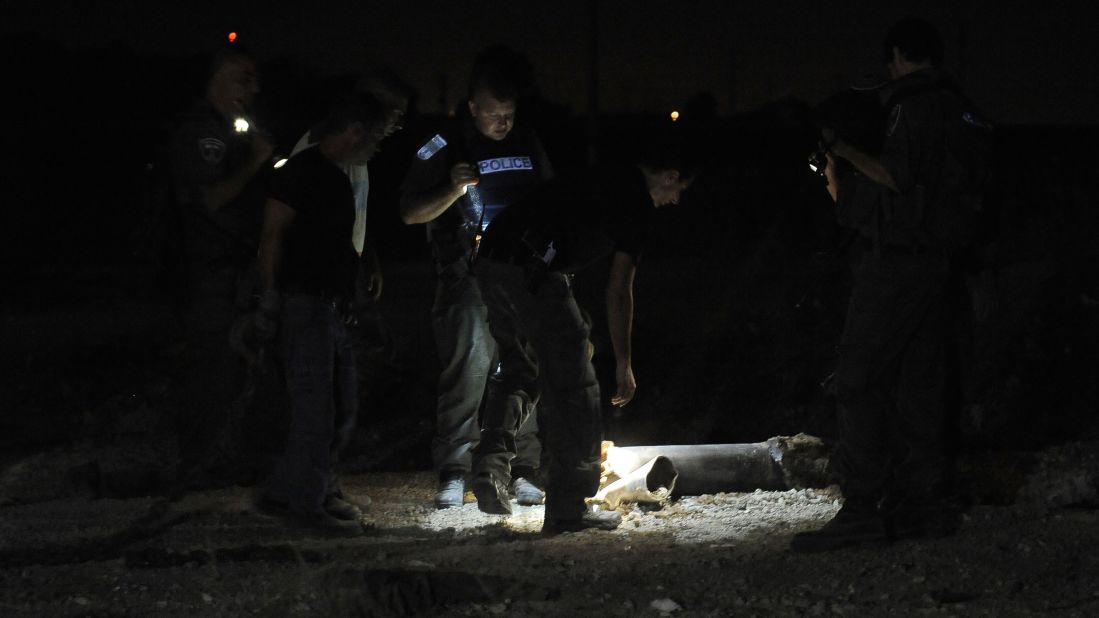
[{"left": 267, "top": 294, "right": 358, "bottom": 515}]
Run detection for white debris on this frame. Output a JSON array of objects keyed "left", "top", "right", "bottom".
[{"left": 651, "top": 597, "right": 682, "bottom": 613}]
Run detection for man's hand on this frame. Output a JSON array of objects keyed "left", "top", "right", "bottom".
[
  {"left": 824, "top": 152, "right": 839, "bottom": 203},
  {"left": 249, "top": 131, "right": 276, "bottom": 169},
  {"left": 399, "top": 161, "right": 479, "bottom": 224},
  {"left": 253, "top": 289, "right": 281, "bottom": 345},
  {"left": 450, "top": 162, "right": 479, "bottom": 193},
  {"left": 611, "top": 362, "right": 636, "bottom": 407},
  {"left": 364, "top": 268, "right": 383, "bottom": 302},
  {"left": 356, "top": 260, "right": 383, "bottom": 303}
]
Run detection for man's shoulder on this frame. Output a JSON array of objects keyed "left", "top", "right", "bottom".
[
  {"left": 289, "top": 132, "right": 317, "bottom": 159},
  {"left": 274, "top": 147, "right": 327, "bottom": 183},
  {"left": 410, "top": 120, "right": 466, "bottom": 162},
  {"left": 174, "top": 102, "right": 226, "bottom": 135}
]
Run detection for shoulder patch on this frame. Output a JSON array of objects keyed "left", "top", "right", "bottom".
[
  {"left": 416, "top": 134, "right": 448, "bottom": 160},
  {"left": 887, "top": 104, "right": 902, "bottom": 137},
  {"left": 962, "top": 111, "right": 992, "bottom": 130},
  {"left": 199, "top": 137, "right": 226, "bottom": 164}
]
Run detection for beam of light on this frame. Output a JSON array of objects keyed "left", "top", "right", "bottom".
[
  {"left": 670, "top": 110, "right": 680, "bottom": 122},
  {"left": 233, "top": 117, "right": 250, "bottom": 133}
]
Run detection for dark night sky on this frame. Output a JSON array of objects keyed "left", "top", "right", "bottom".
[{"left": 3, "top": 0, "right": 1096, "bottom": 124}]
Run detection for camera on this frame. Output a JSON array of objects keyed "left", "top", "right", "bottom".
[{"left": 809, "top": 81, "right": 887, "bottom": 179}]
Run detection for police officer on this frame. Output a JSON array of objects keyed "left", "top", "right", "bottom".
[
  {"left": 475, "top": 138, "right": 695, "bottom": 534},
  {"left": 400, "top": 46, "right": 551, "bottom": 512},
  {"left": 169, "top": 44, "right": 273, "bottom": 484},
  {"left": 792, "top": 18, "right": 972, "bottom": 552}
]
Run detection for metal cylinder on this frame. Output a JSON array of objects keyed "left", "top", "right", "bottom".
[{"left": 608, "top": 442, "right": 786, "bottom": 496}]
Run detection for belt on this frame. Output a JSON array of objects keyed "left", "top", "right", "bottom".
[
  {"left": 477, "top": 245, "right": 527, "bottom": 266},
  {"left": 283, "top": 287, "right": 350, "bottom": 305},
  {"left": 862, "top": 238, "right": 927, "bottom": 256}
]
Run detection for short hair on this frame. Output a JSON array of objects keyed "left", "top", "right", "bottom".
[
  {"left": 206, "top": 44, "right": 253, "bottom": 84},
  {"left": 883, "top": 18, "right": 944, "bottom": 67},
  {"left": 314, "top": 91, "right": 384, "bottom": 138},
  {"left": 467, "top": 44, "right": 534, "bottom": 102},
  {"left": 635, "top": 126, "right": 699, "bottom": 179},
  {"left": 357, "top": 67, "right": 412, "bottom": 108}
]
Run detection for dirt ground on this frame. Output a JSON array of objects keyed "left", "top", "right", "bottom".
[
  {"left": 2, "top": 439, "right": 1099, "bottom": 618},
  {"left": 2, "top": 262, "right": 1099, "bottom": 617}
]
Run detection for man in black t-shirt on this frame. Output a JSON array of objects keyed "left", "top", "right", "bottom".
[
  {"left": 476, "top": 152, "right": 694, "bottom": 535},
  {"left": 253, "top": 93, "right": 385, "bottom": 537}
]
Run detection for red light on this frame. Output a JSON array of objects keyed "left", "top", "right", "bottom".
[{"left": 228, "top": 32, "right": 238, "bottom": 43}]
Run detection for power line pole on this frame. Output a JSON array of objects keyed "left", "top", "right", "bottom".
[{"left": 586, "top": 0, "right": 599, "bottom": 165}]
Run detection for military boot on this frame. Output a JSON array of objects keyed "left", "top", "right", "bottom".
[
  {"left": 473, "top": 472, "right": 513, "bottom": 515},
  {"left": 542, "top": 507, "right": 621, "bottom": 536},
  {"left": 790, "top": 496, "right": 888, "bottom": 553}
]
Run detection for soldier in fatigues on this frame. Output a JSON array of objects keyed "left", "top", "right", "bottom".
[
  {"left": 169, "top": 45, "right": 273, "bottom": 485},
  {"left": 400, "top": 46, "right": 551, "bottom": 512},
  {"left": 793, "top": 18, "right": 978, "bottom": 552}
]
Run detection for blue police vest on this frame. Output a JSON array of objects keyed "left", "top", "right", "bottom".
[{"left": 420, "top": 122, "right": 548, "bottom": 267}]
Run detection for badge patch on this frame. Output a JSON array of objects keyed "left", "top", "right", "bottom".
[
  {"left": 416, "top": 134, "right": 448, "bottom": 160},
  {"left": 887, "top": 104, "right": 902, "bottom": 137},
  {"left": 478, "top": 156, "right": 533, "bottom": 175},
  {"left": 962, "top": 111, "right": 991, "bottom": 130},
  {"left": 199, "top": 137, "right": 226, "bottom": 164}
]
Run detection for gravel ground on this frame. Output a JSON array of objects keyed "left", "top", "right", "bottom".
[{"left": 2, "top": 441, "right": 1098, "bottom": 617}]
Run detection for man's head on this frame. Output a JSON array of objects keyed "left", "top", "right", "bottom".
[
  {"left": 466, "top": 44, "right": 532, "bottom": 141},
  {"left": 883, "top": 18, "right": 943, "bottom": 80},
  {"left": 637, "top": 129, "right": 697, "bottom": 207},
  {"left": 316, "top": 92, "right": 386, "bottom": 166},
  {"left": 642, "top": 167, "right": 694, "bottom": 208},
  {"left": 468, "top": 91, "right": 516, "bottom": 141},
  {"left": 358, "top": 68, "right": 411, "bottom": 137},
  {"left": 206, "top": 46, "right": 259, "bottom": 118}
]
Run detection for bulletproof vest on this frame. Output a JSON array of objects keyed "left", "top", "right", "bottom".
[
  {"left": 466, "top": 129, "right": 544, "bottom": 230},
  {"left": 428, "top": 123, "right": 546, "bottom": 263}
]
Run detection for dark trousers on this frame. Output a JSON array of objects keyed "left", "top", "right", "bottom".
[
  {"left": 832, "top": 251, "right": 951, "bottom": 502},
  {"left": 431, "top": 262, "right": 540, "bottom": 478},
  {"left": 476, "top": 260, "right": 601, "bottom": 520},
  {"left": 267, "top": 294, "right": 358, "bottom": 515},
  {"left": 179, "top": 265, "right": 246, "bottom": 466}
]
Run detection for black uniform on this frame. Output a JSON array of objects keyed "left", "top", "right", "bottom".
[
  {"left": 477, "top": 163, "right": 653, "bottom": 521},
  {"left": 169, "top": 100, "right": 266, "bottom": 470},
  {"left": 400, "top": 119, "right": 552, "bottom": 480},
  {"left": 831, "top": 68, "right": 964, "bottom": 505}
]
